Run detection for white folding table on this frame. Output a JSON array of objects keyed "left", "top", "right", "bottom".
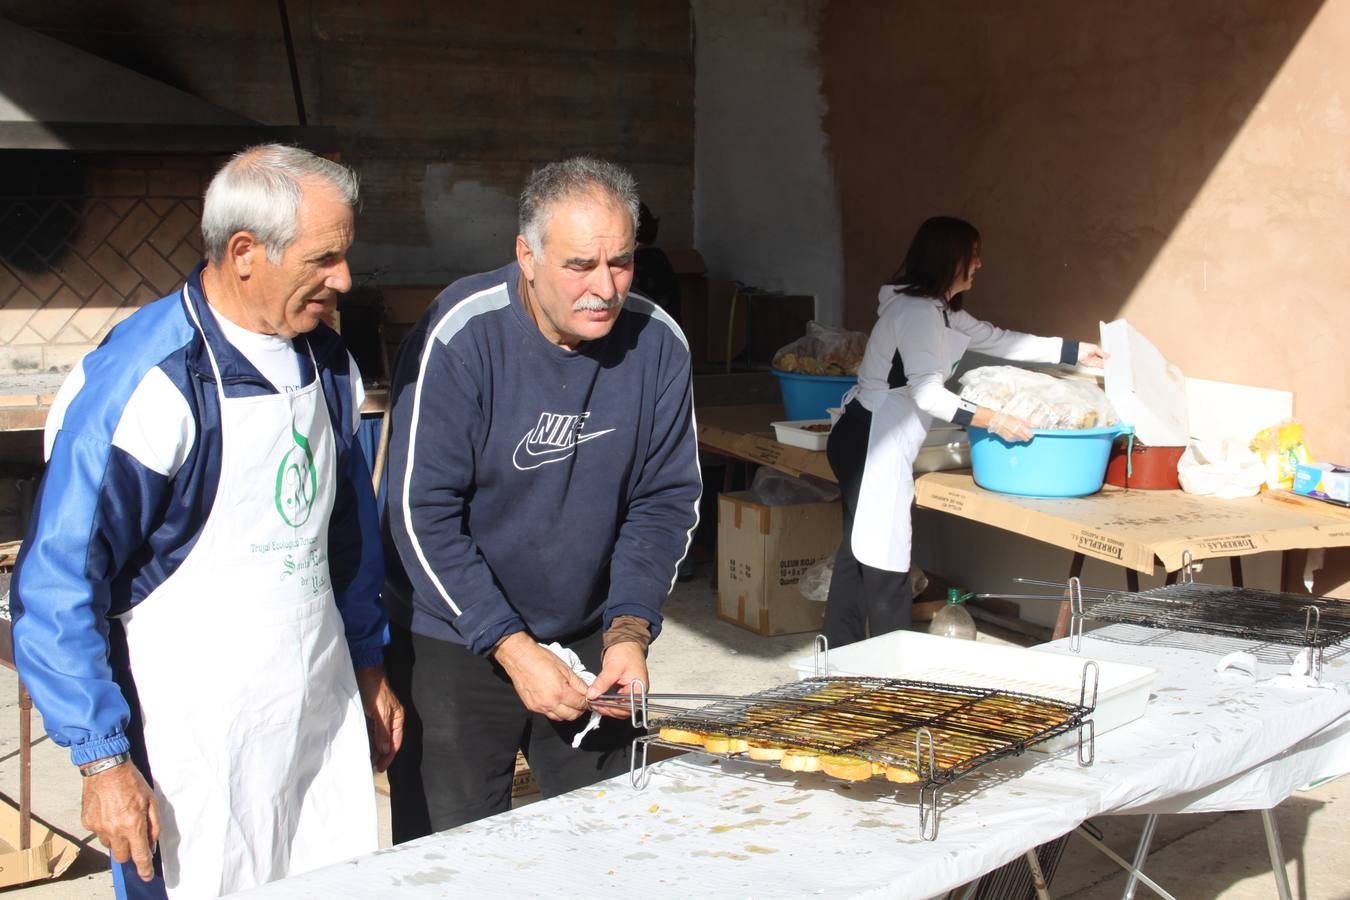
[{"left": 235, "top": 630, "right": 1350, "bottom": 899}]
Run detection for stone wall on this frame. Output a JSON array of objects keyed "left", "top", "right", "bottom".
[{"left": 0, "top": 1, "right": 695, "bottom": 286}]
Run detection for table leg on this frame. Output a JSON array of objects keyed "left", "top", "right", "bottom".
[
  {"left": 19, "top": 676, "right": 31, "bottom": 851},
  {"left": 1076, "top": 825, "right": 1179, "bottom": 900},
  {"left": 1230, "top": 557, "right": 1245, "bottom": 588},
  {"left": 1261, "top": 808, "right": 1294, "bottom": 900},
  {"left": 1052, "top": 553, "right": 1087, "bottom": 640},
  {"left": 1125, "top": 569, "right": 1139, "bottom": 594},
  {"left": 1120, "top": 813, "right": 1158, "bottom": 900},
  {"left": 1025, "top": 847, "right": 1052, "bottom": 900}
]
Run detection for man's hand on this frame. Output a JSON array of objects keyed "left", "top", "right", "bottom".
[
  {"left": 355, "top": 664, "right": 405, "bottom": 772},
  {"left": 81, "top": 760, "right": 159, "bottom": 882},
  {"left": 587, "top": 642, "right": 649, "bottom": 719},
  {"left": 493, "top": 633, "right": 590, "bottom": 721}
]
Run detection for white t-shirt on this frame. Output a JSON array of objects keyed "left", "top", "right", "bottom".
[{"left": 207, "top": 305, "right": 304, "bottom": 392}]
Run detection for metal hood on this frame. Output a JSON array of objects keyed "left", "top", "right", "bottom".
[{"left": 0, "top": 17, "right": 333, "bottom": 153}]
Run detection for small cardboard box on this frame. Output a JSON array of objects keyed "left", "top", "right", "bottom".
[
  {"left": 1294, "top": 463, "right": 1350, "bottom": 505},
  {"left": 717, "top": 491, "right": 841, "bottom": 636}
]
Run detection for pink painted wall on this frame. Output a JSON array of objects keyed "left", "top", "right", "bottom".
[{"left": 822, "top": 1, "right": 1349, "bottom": 458}]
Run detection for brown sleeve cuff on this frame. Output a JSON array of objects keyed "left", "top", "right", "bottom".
[{"left": 603, "top": 616, "right": 653, "bottom": 656}]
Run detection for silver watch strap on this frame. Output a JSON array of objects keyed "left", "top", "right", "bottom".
[{"left": 80, "top": 752, "right": 130, "bottom": 777}]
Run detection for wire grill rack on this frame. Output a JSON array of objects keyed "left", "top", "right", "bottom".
[
  {"left": 616, "top": 669, "right": 1097, "bottom": 841},
  {"left": 1070, "top": 582, "right": 1350, "bottom": 649}
]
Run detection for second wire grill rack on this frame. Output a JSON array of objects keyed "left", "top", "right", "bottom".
[
  {"left": 599, "top": 659, "right": 1098, "bottom": 841},
  {"left": 1000, "top": 556, "right": 1350, "bottom": 676}
]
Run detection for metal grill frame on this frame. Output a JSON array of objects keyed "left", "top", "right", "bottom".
[
  {"left": 621, "top": 658, "right": 1097, "bottom": 841},
  {"left": 1064, "top": 571, "right": 1350, "bottom": 679}
]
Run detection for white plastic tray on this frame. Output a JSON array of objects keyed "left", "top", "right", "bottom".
[
  {"left": 923, "top": 424, "right": 968, "bottom": 448},
  {"left": 788, "top": 630, "right": 1156, "bottom": 752},
  {"left": 771, "top": 419, "right": 832, "bottom": 451}
]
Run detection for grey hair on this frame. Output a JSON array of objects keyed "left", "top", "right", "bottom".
[
  {"left": 519, "top": 157, "right": 639, "bottom": 257},
  {"left": 201, "top": 144, "right": 359, "bottom": 264}
]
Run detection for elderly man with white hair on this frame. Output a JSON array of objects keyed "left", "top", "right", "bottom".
[
  {"left": 11, "top": 144, "right": 403, "bottom": 899},
  {"left": 383, "top": 156, "right": 701, "bottom": 841}
]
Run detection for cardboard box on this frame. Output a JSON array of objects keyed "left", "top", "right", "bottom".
[
  {"left": 717, "top": 491, "right": 841, "bottom": 636},
  {"left": 1294, "top": 463, "right": 1350, "bottom": 505},
  {"left": 512, "top": 751, "right": 539, "bottom": 799},
  {"left": 0, "top": 798, "right": 78, "bottom": 889}
]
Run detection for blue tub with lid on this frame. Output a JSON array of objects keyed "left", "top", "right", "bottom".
[
  {"left": 967, "top": 424, "right": 1132, "bottom": 497},
  {"left": 772, "top": 370, "right": 857, "bottom": 421}
]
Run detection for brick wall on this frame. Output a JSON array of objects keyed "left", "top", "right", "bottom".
[{"left": 0, "top": 152, "right": 215, "bottom": 376}]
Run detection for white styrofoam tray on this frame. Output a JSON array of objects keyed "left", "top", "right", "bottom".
[
  {"left": 788, "top": 630, "right": 1157, "bottom": 752},
  {"left": 771, "top": 419, "right": 832, "bottom": 451}
]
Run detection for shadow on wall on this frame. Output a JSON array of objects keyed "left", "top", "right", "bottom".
[{"left": 820, "top": 1, "right": 1326, "bottom": 340}]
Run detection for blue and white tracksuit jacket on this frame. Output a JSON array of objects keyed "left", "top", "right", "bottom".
[{"left": 10, "top": 264, "right": 386, "bottom": 770}]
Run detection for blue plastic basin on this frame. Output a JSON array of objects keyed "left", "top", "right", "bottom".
[
  {"left": 967, "top": 424, "right": 1129, "bottom": 497},
  {"left": 772, "top": 370, "right": 858, "bottom": 421}
]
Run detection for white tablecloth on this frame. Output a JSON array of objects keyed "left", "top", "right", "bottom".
[{"left": 238, "top": 631, "right": 1350, "bottom": 899}]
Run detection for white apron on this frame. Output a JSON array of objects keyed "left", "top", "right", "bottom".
[
  {"left": 119, "top": 290, "right": 376, "bottom": 898},
  {"left": 850, "top": 326, "right": 970, "bottom": 572}
]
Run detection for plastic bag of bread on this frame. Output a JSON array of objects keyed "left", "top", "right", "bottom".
[
  {"left": 958, "top": 366, "right": 1117, "bottom": 430},
  {"left": 772, "top": 322, "right": 868, "bottom": 376}
]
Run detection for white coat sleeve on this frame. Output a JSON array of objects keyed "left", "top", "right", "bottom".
[{"left": 950, "top": 308, "right": 1073, "bottom": 364}]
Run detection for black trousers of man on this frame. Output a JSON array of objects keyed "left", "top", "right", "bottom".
[
  {"left": 822, "top": 399, "right": 913, "bottom": 648},
  {"left": 384, "top": 623, "right": 639, "bottom": 843}
]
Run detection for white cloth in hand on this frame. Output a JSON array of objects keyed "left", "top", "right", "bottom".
[{"left": 542, "top": 642, "right": 604, "bottom": 748}]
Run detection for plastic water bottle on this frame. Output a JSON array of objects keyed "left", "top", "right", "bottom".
[{"left": 929, "top": 587, "right": 978, "bottom": 640}]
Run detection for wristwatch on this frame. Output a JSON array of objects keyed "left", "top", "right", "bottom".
[{"left": 80, "top": 752, "right": 131, "bottom": 777}]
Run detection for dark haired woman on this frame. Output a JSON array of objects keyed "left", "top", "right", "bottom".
[{"left": 823, "top": 216, "right": 1105, "bottom": 647}]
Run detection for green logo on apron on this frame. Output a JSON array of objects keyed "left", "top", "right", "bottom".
[{"left": 275, "top": 418, "right": 317, "bottom": 527}]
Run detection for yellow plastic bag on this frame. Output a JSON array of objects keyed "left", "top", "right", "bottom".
[{"left": 1249, "top": 420, "right": 1311, "bottom": 491}]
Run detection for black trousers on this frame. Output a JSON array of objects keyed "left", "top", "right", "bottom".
[
  {"left": 823, "top": 400, "right": 913, "bottom": 648},
  {"left": 384, "top": 623, "right": 639, "bottom": 843}
]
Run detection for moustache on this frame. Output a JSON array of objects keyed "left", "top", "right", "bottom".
[{"left": 572, "top": 295, "right": 622, "bottom": 312}]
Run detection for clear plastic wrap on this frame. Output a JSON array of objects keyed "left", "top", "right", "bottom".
[
  {"left": 958, "top": 366, "right": 1117, "bottom": 430},
  {"left": 798, "top": 559, "right": 928, "bottom": 604},
  {"left": 798, "top": 555, "right": 834, "bottom": 603},
  {"left": 772, "top": 321, "right": 869, "bottom": 376},
  {"left": 747, "top": 467, "right": 840, "bottom": 506}
]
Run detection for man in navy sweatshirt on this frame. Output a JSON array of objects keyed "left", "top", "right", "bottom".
[{"left": 383, "top": 157, "right": 702, "bottom": 839}]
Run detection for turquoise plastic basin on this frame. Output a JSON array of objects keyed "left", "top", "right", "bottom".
[
  {"left": 967, "top": 424, "right": 1130, "bottom": 497},
  {"left": 772, "top": 370, "right": 858, "bottom": 421}
]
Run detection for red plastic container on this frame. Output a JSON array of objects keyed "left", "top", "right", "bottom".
[{"left": 1105, "top": 437, "right": 1184, "bottom": 490}]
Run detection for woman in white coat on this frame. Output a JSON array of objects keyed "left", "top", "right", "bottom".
[{"left": 823, "top": 216, "right": 1105, "bottom": 647}]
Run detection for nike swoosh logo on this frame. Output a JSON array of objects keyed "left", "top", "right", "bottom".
[{"left": 512, "top": 428, "right": 615, "bottom": 471}]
